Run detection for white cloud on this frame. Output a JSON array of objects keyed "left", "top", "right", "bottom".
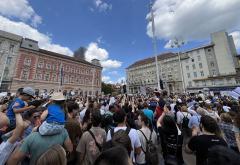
[
  {"left": 85, "top": 42, "right": 122, "bottom": 70},
  {"left": 94, "top": 0, "right": 112, "bottom": 12},
  {"left": 0, "top": 0, "right": 42, "bottom": 27},
  {"left": 147, "top": 0, "right": 240, "bottom": 41},
  {"left": 102, "top": 76, "right": 110, "bottom": 82},
  {"left": 102, "top": 75, "right": 126, "bottom": 84},
  {"left": 0, "top": 16, "right": 73, "bottom": 56},
  {"left": 230, "top": 31, "right": 240, "bottom": 49},
  {"left": 85, "top": 42, "right": 109, "bottom": 61},
  {"left": 101, "top": 60, "right": 122, "bottom": 69}
]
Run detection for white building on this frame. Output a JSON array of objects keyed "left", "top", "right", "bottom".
[
  {"left": 181, "top": 31, "right": 240, "bottom": 94},
  {"left": 126, "top": 53, "right": 183, "bottom": 94},
  {"left": 126, "top": 31, "right": 240, "bottom": 95},
  {"left": 0, "top": 30, "right": 22, "bottom": 92}
]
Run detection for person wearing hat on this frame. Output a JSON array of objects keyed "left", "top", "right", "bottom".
[
  {"left": 0, "top": 87, "right": 36, "bottom": 130},
  {"left": 39, "top": 92, "right": 67, "bottom": 135}
]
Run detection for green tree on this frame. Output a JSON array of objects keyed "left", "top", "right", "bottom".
[{"left": 101, "top": 82, "right": 113, "bottom": 94}]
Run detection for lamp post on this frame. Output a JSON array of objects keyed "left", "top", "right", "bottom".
[
  {"left": 92, "top": 68, "right": 96, "bottom": 97},
  {"left": 149, "top": 0, "right": 161, "bottom": 91},
  {"left": 170, "top": 38, "right": 186, "bottom": 93},
  {"left": 0, "top": 50, "right": 9, "bottom": 92}
]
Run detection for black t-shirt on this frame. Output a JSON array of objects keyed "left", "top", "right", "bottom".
[{"left": 188, "top": 134, "right": 227, "bottom": 165}]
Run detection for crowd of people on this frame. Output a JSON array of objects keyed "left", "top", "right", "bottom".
[{"left": 0, "top": 87, "right": 240, "bottom": 165}]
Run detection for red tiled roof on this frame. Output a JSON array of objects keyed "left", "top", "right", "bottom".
[{"left": 126, "top": 52, "right": 177, "bottom": 69}]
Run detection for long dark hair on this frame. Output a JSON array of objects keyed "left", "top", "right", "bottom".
[{"left": 162, "top": 115, "right": 178, "bottom": 134}]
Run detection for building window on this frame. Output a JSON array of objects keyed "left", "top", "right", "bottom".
[
  {"left": 199, "top": 63, "right": 203, "bottom": 68},
  {"left": 46, "top": 63, "right": 51, "bottom": 69},
  {"left": 187, "top": 73, "right": 191, "bottom": 78},
  {"left": 197, "top": 56, "right": 201, "bottom": 61},
  {"left": 212, "top": 70, "right": 216, "bottom": 75},
  {"left": 203, "top": 80, "right": 206, "bottom": 86},
  {"left": 66, "top": 66, "right": 70, "bottom": 72},
  {"left": 44, "top": 73, "right": 50, "bottom": 81},
  {"left": 210, "top": 62, "right": 214, "bottom": 67},
  {"left": 9, "top": 44, "right": 14, "bottom": 52},
  {"left": 192, "top": 64, "right": 196, "bottom": 70},
  {"left": 208, "top": 48, "right": 211, "bottom": 52},
  {"left": 52, "top": 74, "right": 57, "bottom": 82},
  {"left": 64, "top": 76, "right": 69, "bottom": 83},
  {"left": 196, "top": 50, "right": 200, "bottom": 54},
  {"left": 186, "top": 65, "right": 189, "bottom": 71},
  {"left": 37, "top": 61, "right": 44, "bottom": 68},
  {"left": 194, "top": 72, "right": 197, "bottom": 77},
  {"left": 35, "top": 73, "right": 42, "bottom": 80},
  {"left": 6, "top": 57, "right": 12, "bottom": 64},
  {"left": 188, "top": 81, "right": 192, "bottom": 87},
  {"left": 212, "top": 80, "right": 215, "bottom": 85},
  {"left": 24, "top": 58, "right": 31, "bottom": 66},
  {"left": 21, "top": 70, "right": 29, "bottom": 80},
  {"left": 200, "top": 71, "right": 204, "bottom": 77},
  {"left": 3, "top": 68, "right": 9, "bottom": 78},
  {"left": 52, "top": 64, "right": 56, "bottom": 71}
]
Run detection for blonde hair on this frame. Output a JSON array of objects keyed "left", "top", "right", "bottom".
[
  {"left": 181, "top": 106, "right": 188, "bottom": 112},
  {"left": 36, "top": 144, "right": 67, "bottom": 165}
]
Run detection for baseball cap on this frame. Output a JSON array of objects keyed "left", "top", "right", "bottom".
[{"left": 22, "top": 87, "right": 35, "bottom": 98}]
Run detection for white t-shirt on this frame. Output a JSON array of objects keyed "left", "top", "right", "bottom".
[
  {"left": 223, "top": 106, "right": 230, "bottom": 113},
  {"left": 0, "top": 140, "right": 18, "bottom": 165},
  {"left": 106, "top": 126, "right": 141, "bottom": 162},
  {"left": 136, "top": 127, "right": 157, "bottom": 164},
  {"left": 176, "top": 111, "right": 191, "bottom": 125},
  {"left": 170, "top": 103, "right": 176, "bottom": 113},
  {"left": 79, "top": 107, "right": 87, "bottom": 122}
]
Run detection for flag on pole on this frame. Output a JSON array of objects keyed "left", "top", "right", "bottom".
[
  {"left": 60, "top": 64, "right": 63, "bottom": 86},
  {"left": 58, "top": 63, "right": 63, "bottom": 91}
]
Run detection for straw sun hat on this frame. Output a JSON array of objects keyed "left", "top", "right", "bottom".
[{"left": 51, "top": 92, "right": 66, "bottom": 101}]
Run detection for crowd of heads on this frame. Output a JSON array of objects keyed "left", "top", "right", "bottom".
[{"left": 0, "top": 87, "right": 240, "bottom": 165}]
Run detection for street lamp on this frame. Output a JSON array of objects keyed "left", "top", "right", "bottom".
[
  {"left": 170, "top": 37, "right": 186, "bottom": 93},
  {"left": 0, "top": 50, "right": 9, "bottom": 92},
  {"left": 91, "top": 68, "right": 96, "bottom": 97},
  {"left": 149, "top": 0, "right": 161, "bottom": 91}
]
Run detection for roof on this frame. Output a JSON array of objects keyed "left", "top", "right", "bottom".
[
  {"left": 20, "top": 47, "right": 102, "bottom": 69},
  {"left": 126, "top": 52, "right": 177, "bottom": 69},
  {"left": 0, "top": 30, "right": 22, "bottom": 41},
  {"left": 184, "top": 43, "right": 214, "bottom": 53}
]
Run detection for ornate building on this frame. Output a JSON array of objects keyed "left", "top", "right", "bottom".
[{"left": 11, "top": 38, "right": 102, "bottom": 96}]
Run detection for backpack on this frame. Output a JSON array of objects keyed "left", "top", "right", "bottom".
[
  {"left": 181, "top": 112, "right": 190, "bottom": 129},
  {"left": 139, "top": 130, "right": 159, "bottom": 165},
  {"left": 110, "top": 127, "right": 131, "bottom": 138},
  {"left": 88, "top": 130, "right": 102, "bottom": 152}
]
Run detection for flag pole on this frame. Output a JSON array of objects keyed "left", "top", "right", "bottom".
[{"left": 58, "top": 62, "right": 63, "bottom": 91}]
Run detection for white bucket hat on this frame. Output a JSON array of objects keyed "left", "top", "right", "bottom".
[{"left": 51, "top": 92, "right": 66, "bottom": 101}]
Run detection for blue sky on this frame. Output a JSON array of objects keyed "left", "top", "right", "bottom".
[{"left": 0, "top": 0, "right": 240, "bottom": 83}]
